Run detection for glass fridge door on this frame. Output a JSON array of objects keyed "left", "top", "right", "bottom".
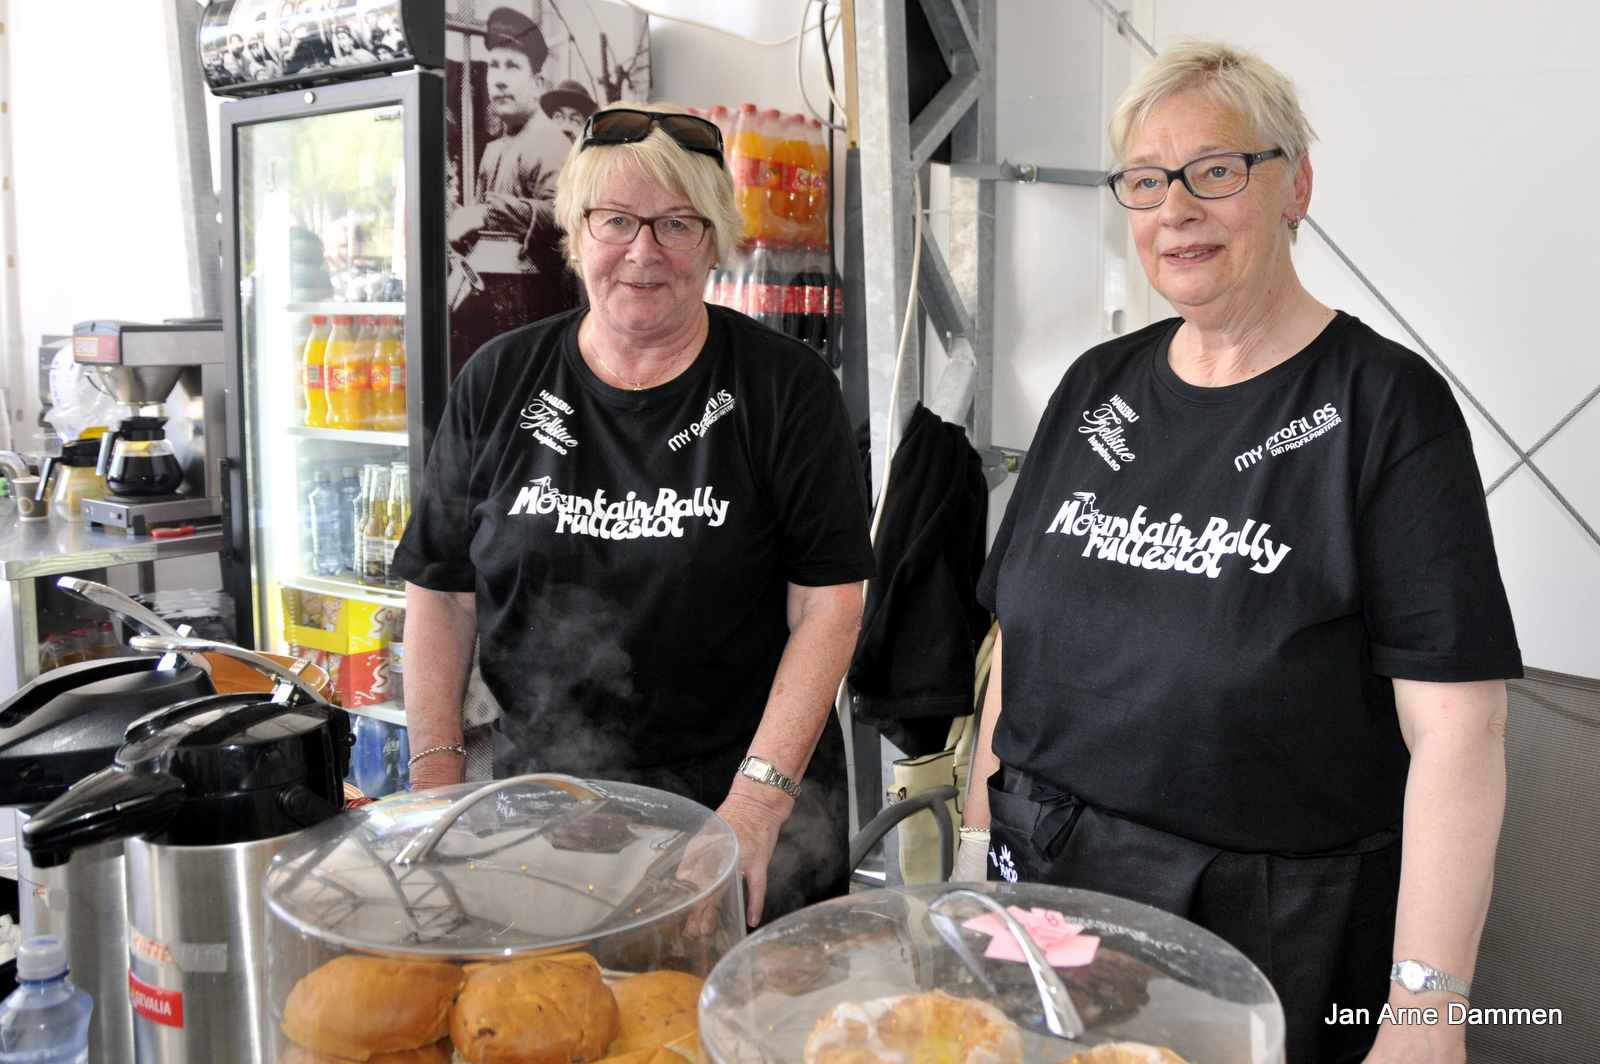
[{"left": 236, "top": 102, "right": 411, "bottom": 717}]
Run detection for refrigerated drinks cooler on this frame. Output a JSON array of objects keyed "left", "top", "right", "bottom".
[{"left": 219, "top": 72, "right": 446, "bottom": 709}]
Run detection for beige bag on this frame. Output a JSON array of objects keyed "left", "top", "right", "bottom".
[{"left": 888, "top": 621, "right": 999, "bottom": 883}]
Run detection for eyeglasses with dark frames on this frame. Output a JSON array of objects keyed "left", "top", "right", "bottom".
[
  {"left": 583, "top": 208, "right": 714, "bottom": 250},
  {"left": 1107, "top": 149, "right": 1286, "bottom": 209},
  {"left": 581, "top": 108, "right": 726, "bottom": 169}
]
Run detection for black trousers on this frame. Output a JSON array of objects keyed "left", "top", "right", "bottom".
[
  {"left": 988, "top": 766, "right": 1399, "bottom": 1064},
  {"left": 493, "top": 714, "right": 851, "bottom": 925}
]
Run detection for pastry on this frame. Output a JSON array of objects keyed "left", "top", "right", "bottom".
[
  {"left": 1056, "top": 1044, "right": 1190, "bottom": 1064},
  {"left": 549, "top": 812, "right": 636, "bottom": 853},
  {"left": 449, "top": 953, "right": 620, "bottom": 1064},
  {"left": 751, "top": 945, "right": 830, "bottom": 995},
  {"left": 608, "top": 971, "right": 703, "bottom": 1056},
  {"left": 280, "top": 1042, "right": 453, "bottom": 1064},
  {"left": 804, "top": 991, "right": 1023, "bottom": 1064},
  {"left": 282, "top": 955, "right": 464, "bottom": 1062}
]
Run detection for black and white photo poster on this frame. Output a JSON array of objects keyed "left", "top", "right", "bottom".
[
  {"left": 445, "top": 0, "right": 648, "bottom": 374},
  {"left": 200, "top": 0, "right": 412, "bottom": 92}
]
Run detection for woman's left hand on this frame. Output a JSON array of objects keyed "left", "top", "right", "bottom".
[
  {"left": 715, "top": 780, "right": 795, "bottom": 927},
  {"left": 1361, "top": 991, "right": 1467, "bottom": 1064}
]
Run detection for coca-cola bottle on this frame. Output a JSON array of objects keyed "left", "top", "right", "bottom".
[
  {"left": 747, "top": 241, "right": 783, "bottom": 330},
  {"left": 780, "top": 246, "right": 806, "bottom": 340},
  {"left": 801, "top": 247, "right": 829, "bottom": 355}
]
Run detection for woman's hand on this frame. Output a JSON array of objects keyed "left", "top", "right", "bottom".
[
  {"left": 953, "top": 836, "right": 989, "bottom": 882},
  {"left": 406, "top": 750, "right": 466, "bottom": 791},
  {"left": 402, "top": 585, "right": 477, "bottom": 792},
  {"left": 715, "top": 776, "right": 795, "bottom": 927},
  {"left": 1361, "top": 990, "right": 1466, "bottom": 1064}
]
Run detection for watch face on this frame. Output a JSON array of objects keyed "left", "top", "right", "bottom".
[{"left": 1397, "top": 961, "right": 1427, "bottom": 991}]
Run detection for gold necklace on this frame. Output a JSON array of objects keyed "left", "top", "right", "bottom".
[{"left": 591, "top": 338, "right": 696, "bottom": 391}]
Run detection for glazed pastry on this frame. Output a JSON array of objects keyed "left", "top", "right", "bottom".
[
  {"left": 1056, "top": 1044, "right": 1191, "bottom": 1064},
  {"left": 281, "top": 955, "right": 464, "bottom": 1062},
  {"left": 449, "top": 953, "right": 620, "bottom": 1064},
  {"left": 608, "top": 971, "right": 704, "bottom": 1056},
  {"left": 804, "top": 991, "right": 1023, "bottom": 1064},
  {"left": 280, "top": 1042, "right": 452, "bottom": 1064}
]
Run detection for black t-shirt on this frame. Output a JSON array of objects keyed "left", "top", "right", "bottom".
[
  {"left": 393, "top": 305, "right": 875, "bottom": 773},
  {"left": 978, "top": 312, "right": 1521, "bottom": 853}
]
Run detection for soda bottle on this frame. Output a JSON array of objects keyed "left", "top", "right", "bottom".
[
  {"left": 728, "top": 104, "right": 765, "bottom": 242},
  {"left": 746, "top": 241, "right": 783, "bottom": 330},
  {"left": 337, "top": 466, "right": 361, "bottom": 572},
  {"left": 389, "top": 608, "right": 406, "bottom": 707},
  {"left": 308, "top": 470, "right": 342, "bottom": 576},
  {"left": 805, "top": 117, "right": 833, "bottom": 248},
  {"left": 771, "top": 113, "right": 811, "bottom": 244},
  {"left": 37, "top": 634, "right": 62, "bottom": 674},
  {"left": 758, "top": 109, "right": 786, "bottom": 242},
  {"left": 780, "top": 246, "right": 805, "bottom": 339},
  {"left": 351, "top": 465, "right": 375, "bottom": 579},
  {"left": 727, "top": 245, "right": 751, "bottom": 314},
  {"left": 323, "top": 316, "right": 369, "bottom": 430},
  {"left": 801, "top": 247, "right": 829, "bottom": 354},
  {"left": 57, "top": 631, "right": 88, "bottom": 667},
  {"left": 90, "top": 621, "right": 119, "bottom": 660},
  {"left": 370, "top": 316, "right": 407, "bottom": 432},
  {"left": 0, "top": 936, "right": 93, "bottom": 1064},
  {"left": 301, "top": 315, "right": 330, "bottom": 428},
  {"left": 360, "top": 465, "right": 391, "bottom": 587},
  {"left": 707, "top": 104, "right": 733, "bottom": 157},
  {"left": 383, "top": 464, "right": 410, "bottom": 590}
]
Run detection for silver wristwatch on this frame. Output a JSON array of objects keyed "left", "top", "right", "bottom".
[
  {"left": 738, "top": 756, "right": 802, "bottom": 799},
  {"left": 1390, "top": 959, "right": 1471, "bottom": 999}
]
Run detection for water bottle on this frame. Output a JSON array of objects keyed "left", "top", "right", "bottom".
[
  {"left": 336, "top": 466, "right": 361, "bottom": 572},
  {"left": 0, "top": 936, "right": 93, "bottom": 1063},
  {"left": 308, "top": 471, "right": 342, "bottom": 576}
]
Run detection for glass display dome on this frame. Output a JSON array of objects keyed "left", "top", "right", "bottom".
[
  {"left": 263, "top": 774, "right": 741, "bottom": 1064},
  {"left": 701, "top": 882, "right": 1284, "bottom": 1064}
]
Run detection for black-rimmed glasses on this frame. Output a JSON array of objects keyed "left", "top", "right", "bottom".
[
  {"left": 583, "top": 208, "right": 713, "bottom": 250},
  {"left": 581, "top": 108, "right": 726, "bottom": 168},
  {"left": 1107, "top": 149, "right": 1286, "bottom": 209}
]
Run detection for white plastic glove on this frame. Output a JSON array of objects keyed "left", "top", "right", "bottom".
[{"left": 952, "top": 835, "right": 990, "bottom": 882}]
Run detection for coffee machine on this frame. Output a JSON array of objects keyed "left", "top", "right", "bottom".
[{"left": 70, "top": 319, "right": 226, "bottom": 535}]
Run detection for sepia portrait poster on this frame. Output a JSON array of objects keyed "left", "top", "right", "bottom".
[{"left": 445, "top": 0, "right": 649, "bottom": 374}]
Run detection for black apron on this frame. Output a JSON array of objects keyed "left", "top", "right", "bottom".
[{"left": 988, "top": 766, "right": 1400, "bottom": 1064}]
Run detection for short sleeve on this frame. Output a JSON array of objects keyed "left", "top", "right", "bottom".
[
  {"left": 391, "top": 364, "right": 486, "bottom": 593},
  {"left": 1360, "top": 425, "right": 1522, "bottom": 681},
  {"left": 766, "top": 360, "right": 876, "bottom": 587}
]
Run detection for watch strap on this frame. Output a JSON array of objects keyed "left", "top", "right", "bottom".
[
  {"left": 1390, "top": 960, "right": 1471, "bottom": 999},
  {"left": 739, "top": 756, "right": 802, "bottom": 799}
]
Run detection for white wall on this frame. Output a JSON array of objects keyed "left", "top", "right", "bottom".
[
  {"left": 984, "top": 0, "right": 1600, "bottom": 679},
  {"left": 10, "top": 0, "right": 195, "bottom": 431}
]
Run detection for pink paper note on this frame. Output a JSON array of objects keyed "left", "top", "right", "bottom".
[{"left": 959, "top": 906, "right": 1099, "bottom": 967}]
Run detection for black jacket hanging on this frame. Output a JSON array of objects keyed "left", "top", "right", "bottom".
[{"left": 849, "top": 402, "right": 990, "bottom": 756}]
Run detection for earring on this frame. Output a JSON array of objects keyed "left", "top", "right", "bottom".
[{"left": 1288, "top": 217, "right": 1301, "bottom": 231}]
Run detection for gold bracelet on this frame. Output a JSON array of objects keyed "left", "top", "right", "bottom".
[{"left": 959, "top": 826, "right": 991, "bottom": 842}]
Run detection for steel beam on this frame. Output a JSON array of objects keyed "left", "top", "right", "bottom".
[
  {"left": 949, "top": 161, "right": 1103, "bottom": 186},
  {"left": 917, "top": 232, "right": 973, "bottom": 342},
  {"left": 947, "top": 0, "right": 996, "bottom": 447},
  {"left": 910, "top": 71, "right": 980, "bottom": 170},
  {"left": 913, "top": 0, "right": 979, "bottom": 72}
]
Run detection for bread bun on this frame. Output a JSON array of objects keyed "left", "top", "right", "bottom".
[
  {"left": 1056, "top": 1045, "right": 1190, "bottom": 1064},
  {"left": 450, "top": 953, "right": 620, "bottom": 1064},
  {"left": 283, "top": 956, "right": 464, "bottom": 1062},
  {"left": 281, "top": 1042, "right": 453, "bottom": 1064},
  {"left": 608, "top": 971, "right": 703, "bottom": 1056},
  {"left": 805, "top": 991, "right": 1022, "bottom": 1064}
]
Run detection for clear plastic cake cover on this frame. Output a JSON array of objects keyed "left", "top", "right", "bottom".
[
  {"left": 700, "top": 882, "right": 1285, "bottom": 1064},
  {"left": 263, "top": 774, "right": 742, "bottom": 967}
]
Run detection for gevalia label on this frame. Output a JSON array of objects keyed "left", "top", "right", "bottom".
[{"left": 129, "top": 972, "right": 184, "bottom": 1027}]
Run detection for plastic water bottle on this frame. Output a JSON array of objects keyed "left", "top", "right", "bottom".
[
  {"left": 308, "top": 470, "right": 342, "bottom": 576},
  {"left": 0, "top": 936, "right": 93, "bottom": 1063},
  {"left": 336, "top": 466, "right": 361, "bottom": 572}
]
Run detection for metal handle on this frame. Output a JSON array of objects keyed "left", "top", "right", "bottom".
[
  {"left": 94, "top": 431, "right": 119, "bottom": 478},
  {"left": 928, "top": 888, "right": 1085, "bottom": 1039},
  {"left": 393, "top": 773, "right": 606, "bottom": 867},
  {"left": 56, "top": 577, "right": 207, "bottom": 671},
  {"left": 128, "top": 634, "right": 326, "bottom": 706}
]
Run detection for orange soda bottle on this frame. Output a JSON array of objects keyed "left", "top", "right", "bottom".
[
  {"left": 370, "top": 316, "right": 407, "bottom": 432},
  {"left": 324, "top": 315, "right": 370, "bottom": 429},
  {"left": 770, "top": 113, "right": 812, "bottom": 244},
  {"left": 302, "top": 315, "right": 330, "bottom": 427},
  {"left": 805, "top": 117, "right": 832, "bottom": 248},
  {"left": 729, "top": 103, "right": 765, "bottom": 242}
]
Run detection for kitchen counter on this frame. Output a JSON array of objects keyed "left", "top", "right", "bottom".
[{"left": 0, "top": 505, "right": 224, "bottom": 694}]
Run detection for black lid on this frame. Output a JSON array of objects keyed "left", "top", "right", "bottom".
[
  {"left": 23, "top": 694, "right": 352, "bottom": 866},
  {"left": 0, "top": 657, "right": 215, "bottom": 806},
  {"left": 116, "top": 416, "right": 168, "bottom": 441},
  {"left": 60, "top": 439, "right": 103, "bottom": 467}
]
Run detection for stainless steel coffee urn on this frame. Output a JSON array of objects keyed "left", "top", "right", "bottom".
[
  {"left": 0, "top": 589, "right": 217, "bottom": 1063},
  {"left": 23, "top": 638, "right": 350, "bottom": 1064}
]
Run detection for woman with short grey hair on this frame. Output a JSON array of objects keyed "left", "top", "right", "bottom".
[
  {"left": 395, "top": 102, "right": 875, "bottom": 928},
  {"left": 959, "top": 39, "right": 1518, "bottom": 1064}
]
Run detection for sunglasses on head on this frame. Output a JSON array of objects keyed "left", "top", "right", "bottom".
[{"left": 581, "top": 108, "right": 725, "bottom": 168}]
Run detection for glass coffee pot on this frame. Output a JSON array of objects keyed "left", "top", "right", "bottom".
[{"left": 97, "top": 417, "right": 184, "bottom": 497}]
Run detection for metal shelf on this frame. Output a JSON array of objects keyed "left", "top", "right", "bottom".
[
  {"left": 279, "top": 572, "right": 405, "bottom": 609},
  {"left": 283, "top": 302, "right": 406, "bottom": 315},
  {"left": 285, "top": 425, "right": 409, "bottom": 448}
]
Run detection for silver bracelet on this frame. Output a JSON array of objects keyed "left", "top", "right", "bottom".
[
  {"left": 959, "top": 827, "right": 991, "bottom": 842},
  {"left": 407, "top": 744, "right": 466, "bottom": 769}
]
